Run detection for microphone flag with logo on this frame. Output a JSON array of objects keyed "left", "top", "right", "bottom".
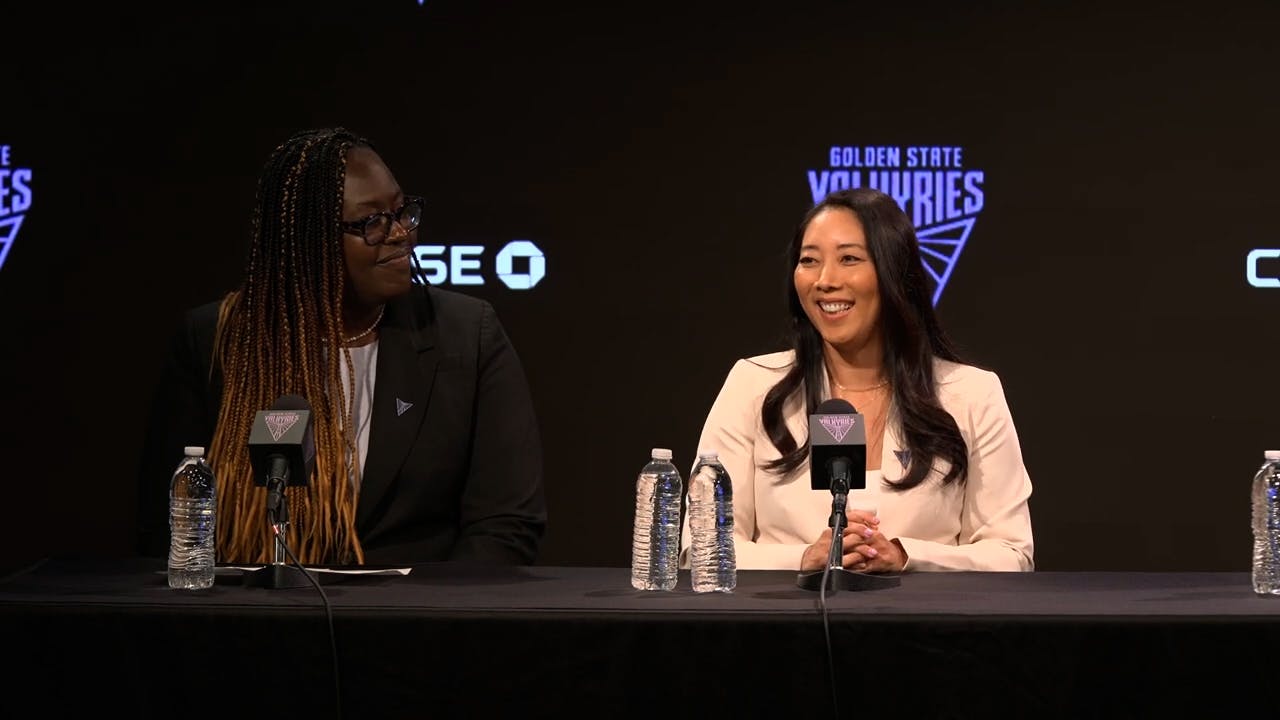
[
  {"left": 808, "top": 398, "right": 867, "bottom": 492},
  {"left": 248, "top": 394, "right": 316, "bottom": 487}
]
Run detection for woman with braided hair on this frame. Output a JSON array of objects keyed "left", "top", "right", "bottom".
[{"left": 137, "top": 127, "right": 546, "bottom": 566}]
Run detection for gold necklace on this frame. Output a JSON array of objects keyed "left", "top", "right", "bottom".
[
  {"left": 343, "top": 305, "right": 385, "bottom": 345},
  {"left": 831, "top": 376, "right": 889, "bottom": 393}
]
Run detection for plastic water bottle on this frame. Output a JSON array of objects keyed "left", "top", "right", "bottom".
[
  {"left": 688, "top": 449, "right": 736, "bottom": 593},
  {"left": 631, "top": 448, "right": 683, "bottom": 591},
  {"left": 168, "top": 446, "right": 217, "bottom": 590},
  {"left": 1251, "top": 450, "right": 1280, "bottom": 595}
]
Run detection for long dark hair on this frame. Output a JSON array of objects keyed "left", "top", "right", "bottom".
[{"left": 761, "top": 187, "right": 969, "bottom": 490}]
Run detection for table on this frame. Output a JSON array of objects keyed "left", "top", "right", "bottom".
[{"left": 2, "top": 558, "right": 1277, "bottom": 718}]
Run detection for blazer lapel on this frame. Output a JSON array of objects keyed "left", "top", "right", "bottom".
[{"left": 357, "top": 303, "right": 437, "bottom": 529}]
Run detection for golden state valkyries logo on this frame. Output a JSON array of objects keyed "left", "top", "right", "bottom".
[
  {"left": 0, "top": 144, "right": 33, "bottom": 273},
  {"left": 265, "top": 412, "right": 301, "bottom": 441},
  {"left": 806, "top": 145, "right": 984, "bottom": 305},
  {"left": 818, "top": 414, "right": 857, "bottom": 443}
]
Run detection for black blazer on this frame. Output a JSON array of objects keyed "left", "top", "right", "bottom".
[{"left": 136, "top": 285, "right": 546, "bottom": 565}]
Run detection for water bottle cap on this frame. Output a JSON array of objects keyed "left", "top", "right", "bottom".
[
  {"left": 1266, "top": 450, "right": 1280, "bottom": 461},
  {"left": 650, "top": 448, "right": 673, "bottom": 460},
  {"left": 697, "top": 449, "right": 719, "bottom": 461},
  {"left": 184, "top": 446, "right": 205, "bottom": 457}
]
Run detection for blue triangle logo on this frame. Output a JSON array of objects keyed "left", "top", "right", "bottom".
[
  {"left": 893, "top": 448, "right": 911, "bottom": 470},
  {"left": 916, "top": 217, "right": 976, "bottom": 307},
  {"left": 0, "top": 215, "right": 23, "bottom": 272}
]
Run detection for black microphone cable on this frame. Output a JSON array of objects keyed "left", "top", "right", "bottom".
[
  {"left": 805, "top": 398, "right": 863, "bottom": 716},
  {"left": 269, "top": 491, "right": 343, "bottom": 720},
  {"left": 817, "top": 528, "right": 840, "bottom": 718}
]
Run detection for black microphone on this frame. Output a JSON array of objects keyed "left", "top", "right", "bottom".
[
  {"left": 808, "top": 398, "right": 867, "bottom": 494},
  {"left": 248, "top": 394, "right": 316, "bottom": 494},
  {"left": 244, "top": 394, "right": 319, "bottom": 589},
  {"left": 796, "top": 397, "right": 900, "bottom": 593}
]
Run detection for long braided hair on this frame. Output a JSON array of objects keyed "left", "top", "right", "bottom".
[{"left": 208, "top": 127, "right": 371, "bottom": 565}]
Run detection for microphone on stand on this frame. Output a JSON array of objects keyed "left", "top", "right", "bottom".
[
  {"left": 244, "top": 394, "right": 317, "bottom": 589},
  {"left": 796, "top": 398, "right": 900, "bottom": 593}
]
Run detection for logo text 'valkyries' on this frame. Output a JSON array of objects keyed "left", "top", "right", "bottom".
[
  {"left": 806, "top": 145, "right": 984, "bottom": 306},
  {"left": 819, "top": 414, "right": 857, "bottom": 443},
  {"left": 265, "top": 412, "right": 300, "bottom": 441},
  {"left": 0, "top": 144, "right": 33, "bottom": 273}
]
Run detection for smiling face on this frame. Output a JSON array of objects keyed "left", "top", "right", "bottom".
[
  {"left": 341, "top": 145, "right": 415, "bottom": 312},
  {"left": 793, "top": 206, "right": 883, "bottom": 355}
]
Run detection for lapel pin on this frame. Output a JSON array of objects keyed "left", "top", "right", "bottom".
[{"left": 894, "top": 449, "right": 911, "bottom": 470}]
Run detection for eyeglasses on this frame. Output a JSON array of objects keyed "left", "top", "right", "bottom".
[{"left": 340, "top": 196, "right": 424, "bottom": 245}]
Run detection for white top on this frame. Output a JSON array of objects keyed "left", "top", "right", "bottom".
[
  {"left": 339, "top": 341, "right": 379, "bottom": 490},
  {"left": 1266, "top": 450, "right": 1280, "bottom": 461},
  {"left": 183, "top": 446, "right": 205, "bottom": 457},
  {"left": 847, "top": 471, "right": 882, "bottom": 514},
  {"left": 651, "top": 448, "right": 673, "bottom": 461}
]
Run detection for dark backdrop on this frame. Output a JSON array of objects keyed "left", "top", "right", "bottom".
[{"left": 3, "top": 0, "right": 1278, "bottom": 574}]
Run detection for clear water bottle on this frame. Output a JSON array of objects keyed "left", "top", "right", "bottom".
[
  {"left": 168, "top": 446, "right": 217, "bottom": 590},
  {"left": 631, "top": 448, "right": 683, "bottom": 591},
  {"left": 688, "top": 449, "right": 736, "bottom": 593},
  {"left": 1251, "top": 450, "right": 1280, "bottom": 595}
]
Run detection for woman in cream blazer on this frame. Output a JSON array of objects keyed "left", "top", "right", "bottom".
[{"left": 684, "top": 188, "right": 1032, "bottom": 573}]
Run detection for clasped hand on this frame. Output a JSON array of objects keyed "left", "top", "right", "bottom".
[{"left": 799, "top": 509, "right": 906, "bottom": 573}]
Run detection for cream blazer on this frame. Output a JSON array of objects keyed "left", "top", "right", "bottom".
[{"left": 681, "top": 351, "right": 1034, "bottom": 572}]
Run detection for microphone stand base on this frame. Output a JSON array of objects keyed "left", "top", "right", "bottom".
[
  {"left": 796, "top": 567, "right": 901, "bottom": 592},
  {"left": 242, "top": 563, "right": 316, "bottom": 590}
]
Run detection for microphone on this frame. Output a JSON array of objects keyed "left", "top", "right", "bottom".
[
  {"left": 796, "top": 397, "right": 900, "bottom": 594},
  {"left": 244, "top": 394, "right": 318, "bottom": 589},
  {"left": 248, "top": 394, "right": 316, "bottom": 493},
  {"left": 808, "top": 398, "right": 867, "bottom": 494}
]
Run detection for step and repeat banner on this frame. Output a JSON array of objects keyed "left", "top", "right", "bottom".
[{"left": 3, "top": 0, "right": 1277, "bottom": 572}]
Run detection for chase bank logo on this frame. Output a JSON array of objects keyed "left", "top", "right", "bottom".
[
  {"left": 806, "top": 146, "right": 984, "bottom": 305},
  {"left": 1248, "top": 249, "right": 1280, "bottom": 289},
  {"left": 0, "top": 144, "right": 33, "bottom": 273},
  {"left": 414, "top": 239, "right": 546, "bottom": 290}
]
